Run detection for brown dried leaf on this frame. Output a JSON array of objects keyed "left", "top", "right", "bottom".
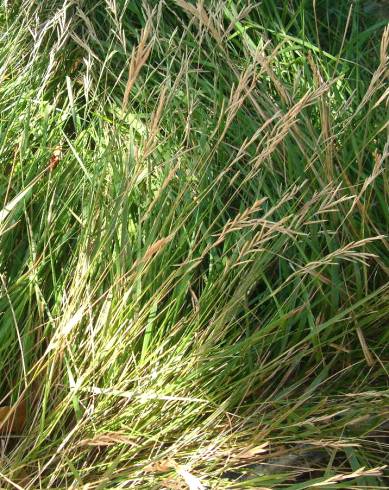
[
  {"left": 0, "top": 400, "right": 26, "bottom": 435},
  {"left": 48, "top": 145, "right": 63, "bottom": 171},
  {"left": 143, "top": 235, "right": 173, "bottom": 261},
  {"left": 0, "top": 400, "right": 26, "bottom": 434},
  {"left": 235, "top": 442, "right": 269, "bottom": 459},
  {"left": 78, "top": 431, "right": 135, "bottom": 447},
  {"left": 144, "top": 459, "right": 176, "bottom": 473},
  {"left": 161, "top": 479, "right": 186, "bottom": 490}
]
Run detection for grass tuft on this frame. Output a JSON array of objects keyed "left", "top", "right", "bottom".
[{"left": 0, "top": 1, "right": 388, "bottom": 488}]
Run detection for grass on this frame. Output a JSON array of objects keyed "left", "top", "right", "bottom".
[{"left": 0, "top": 0, "right": 388, "bottom": 488}]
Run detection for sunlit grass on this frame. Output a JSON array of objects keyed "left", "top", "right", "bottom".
[{"left": 0, "top": 1, "right": 388, "bottom": 488}]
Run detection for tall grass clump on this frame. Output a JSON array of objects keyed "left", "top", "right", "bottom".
[{"left": 0, "top": 0, "right": 388, "bottom": 488}]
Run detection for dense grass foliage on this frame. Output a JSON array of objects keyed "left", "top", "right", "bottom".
[{"left": 0, "top": 1, "right": 388, "bottom": 488}]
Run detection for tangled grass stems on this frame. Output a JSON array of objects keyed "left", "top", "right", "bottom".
[{"left": 0, "top": 1, "right": 388, "bottom": 488}]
